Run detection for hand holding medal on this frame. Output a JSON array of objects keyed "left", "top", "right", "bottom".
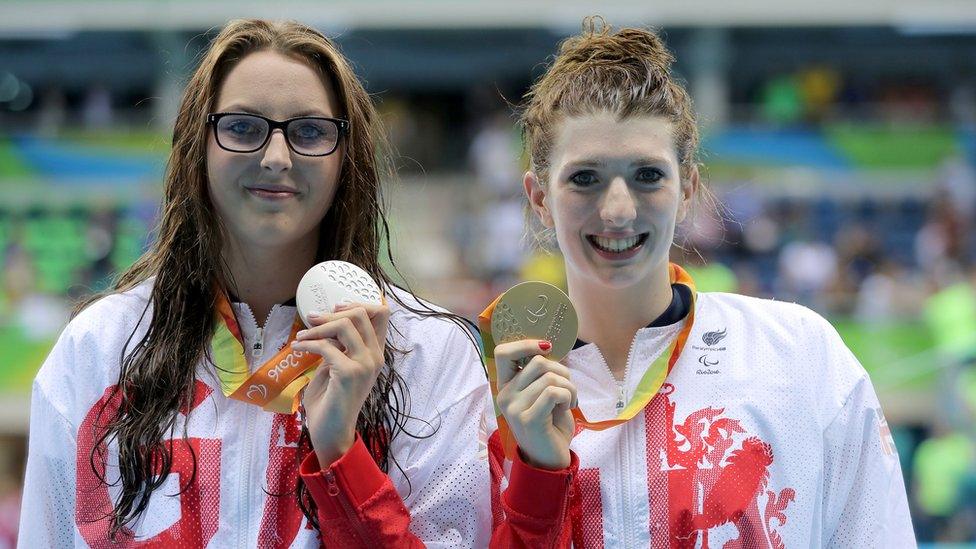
[
  {"left": 480, "top": 264, "right": 699, "bottom": 466},
  {"left": 480, "top": 281, "right": 580, "bottom": 470},
  {"left": 292, "top": 261, "right": 390, "bottom": 466},
  {"left": 213, "top": 260, "right": 387, "bottom": 466},
  {"left": 295, "top": 260, "right": 384, "bottom": 328}
]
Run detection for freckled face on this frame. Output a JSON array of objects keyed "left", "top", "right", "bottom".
[
  {"left": 206, "top": 50, "right": 343, "bottom": 254},
  {"left": 529, "top": 112, "right": 694, "bottom": 290}
]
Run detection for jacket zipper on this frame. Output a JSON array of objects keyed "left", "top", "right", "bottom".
[
  {"left": 239, "top": 403, "right": 257, "bottom": 547},
  {"left": 234, "top": 303, "right": 281, "bottom": 546},
  {"left": 239, "top": 303, "right": 278, "bottom": 360},
  {"left": 253, "top": 327, "right": 264, "bottom": 358},
  {"left": 621, "top": 331, "right": 650, "bottom": 547},
  {"left": 595, "top": 327, "right": 680, "bottom": 546},
  {"left": 253, "top": 305, "right": 278, "bottom": 358},
  {"left": 237, "top": 303, "right": 274, "bottom": 546},
  {"left": 612, "top": 335, "right": 641, "bottom": 547},
  {"left": 621, "top": 423, "right": 636, "bottom": 548},
  {"left": 547, "top": 473, "right": 574, "bottom": 548},
  {"left": 323, "top": 470, "right": 377, "bottom": 546},
  {"left": 595, "top": 334, "right": 640, "bottom": 413}
]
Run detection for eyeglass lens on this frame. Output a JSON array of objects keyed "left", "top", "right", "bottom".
[{"left": 215, "top": 114, "right": 340, "bottom": 155}]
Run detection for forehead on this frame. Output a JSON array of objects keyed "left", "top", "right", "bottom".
[
  {"left": 549, "top": 112, "right": 678, "bottom": 166},
  {"left": 214, "top": 49, "right": 338, "bottom": 118}
]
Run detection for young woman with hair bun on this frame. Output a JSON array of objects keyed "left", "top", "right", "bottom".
[{"left": 488, "top": 18, "right": 915, "bottom": 548}]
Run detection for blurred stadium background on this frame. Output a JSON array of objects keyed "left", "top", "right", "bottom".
[{"left": 1, "top": 1, "right": 975, "bottom": 546}]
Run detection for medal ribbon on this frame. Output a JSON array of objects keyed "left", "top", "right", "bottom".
[
  {"left": 479, "top": 263, "right": 697, "bottom": 459},
  {"left": 212, "top": 293, "right": 322, "bottom": 414}
]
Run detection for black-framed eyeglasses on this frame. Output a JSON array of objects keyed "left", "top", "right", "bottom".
[{"left": 207, "top": 112, "right": 349, "bottom": 157}]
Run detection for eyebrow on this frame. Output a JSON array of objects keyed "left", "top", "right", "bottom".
[
  {"left": 217, "top": 104, "right": 332, "bottom": 118},
  {"left": 563, "top": 157, "right": 671, "bottom": 170}
]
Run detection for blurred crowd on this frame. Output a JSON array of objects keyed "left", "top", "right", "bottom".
[{"left": 1, "top": 62, "right": 976, "bottom": 545}]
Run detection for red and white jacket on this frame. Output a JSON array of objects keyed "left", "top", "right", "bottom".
[
  {"left": 18, "top": 280, "right": 494, "bottom": 548},
  {"left": 489, "top": 292, "right": 916, "bottom": 548}
]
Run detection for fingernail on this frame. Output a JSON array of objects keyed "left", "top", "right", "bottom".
[
  {"left": 296, "top": 330, "right": 308, "bottom": 339},
  {"left": 334, "top": 303, "right": 349, "bottom": 311},
  {"left": 308, "top": 311, "right": 323, "bottom": 318},
  {"left": 539, "top": 340, "right": 552, "bottom": 351}
]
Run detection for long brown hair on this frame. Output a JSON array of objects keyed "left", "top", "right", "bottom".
[{"left": 78, "top": 19, "right": 465, "bottom": 537}]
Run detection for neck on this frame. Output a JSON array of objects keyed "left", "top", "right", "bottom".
[
  {"left": 222, "top": 235, "right": 319, "bottom": 326},
  {"left": 569, "top": 262, "right": 673, "bottom": 372}
]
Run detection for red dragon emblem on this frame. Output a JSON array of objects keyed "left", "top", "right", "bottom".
[
  {"left": 574, "top": 384, "right": 796, "bottom": 548},
  {"left": 659, "top": 384, "right": 795, "bottom": 548}
]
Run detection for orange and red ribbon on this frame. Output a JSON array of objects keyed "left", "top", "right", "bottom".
[{"left": 212, "top": 294, "right": 321, "bottom": 414}]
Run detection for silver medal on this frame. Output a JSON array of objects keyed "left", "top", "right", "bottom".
[{"left": 296, "top": 261, "right": 383, "bottom": 328}]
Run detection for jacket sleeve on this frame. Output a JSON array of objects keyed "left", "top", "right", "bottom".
[
  {"left": 17, "top": 338, "right": 79, "bottom": 548},
  {"left": 820, "top": 375, "right": 917, "bottom": 548},
  {"left": 488, "top": 431, "right": 577, "bottom": 549},
  {"left": 300, "top": 435, "right": 424, "bottom": 548},
  {"left": 301, "top": 323, "right": 495, "bottom": 547}
]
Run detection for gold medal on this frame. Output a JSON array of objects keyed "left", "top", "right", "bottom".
[{"left": 490, "top": 281, "right": 578, "bottom": 362}]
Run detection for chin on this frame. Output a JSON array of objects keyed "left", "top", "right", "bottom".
[
  {"left": 568, "top": 260, "right": 647, "bottom": 291},
  {"left": 595, "top": 269, "right": 648, "bottom": 290},
  {"left": 241, "top": 224, "right": 309, "bottom": 250}
]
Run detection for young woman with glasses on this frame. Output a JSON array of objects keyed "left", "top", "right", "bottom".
[
  {"left": 19, "top": 19, "right": 491, "bottom": 547},
  {"left": 488, "top": 19, "right": 915, "bottom": 547}
]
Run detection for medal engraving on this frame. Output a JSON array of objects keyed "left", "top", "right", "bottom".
[
  {"left": 544, "top": 302, "right": 568, "bottom": 343},
  {"left": 493, "top": 302, "right": 526, "bottom": 342},
  {"left": 525, "top": 295, "right": 549, "bottom": 324},
  {"left": 296, "top": 261, "right": 383, "bottom": 328},
  {"left": 491, "top": 281, "right": 578, "bottom": 361}
]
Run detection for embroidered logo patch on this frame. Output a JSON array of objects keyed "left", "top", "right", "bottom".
[{"left": 702, "top": 328, "right": 727, "bottom": 346}]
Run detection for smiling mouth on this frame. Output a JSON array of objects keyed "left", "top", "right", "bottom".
[{"left": 587, "top": 233, "right": 649, "bottom": 254}]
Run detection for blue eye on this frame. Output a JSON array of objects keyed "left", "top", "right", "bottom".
[
  {"left": 636, "top": 167, "right": 665, "bottom": 184},
  {"left": 295, "top": 124, "right": 325, "bottom": 140},
  {"left": 227, "top": 120, "right": 259, "bottom": 135},
  {"left": 569, "top": 171, "right": 599, "bottom": 186}
]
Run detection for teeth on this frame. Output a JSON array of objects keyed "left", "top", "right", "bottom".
[{"left": 592, "top": 235, "right": 640, "bottom": 252}]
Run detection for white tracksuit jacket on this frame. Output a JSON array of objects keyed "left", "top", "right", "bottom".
[
  {"left": 18, "top": 280, "right": 493, "bottom": 548},
  {"left": 492, "top": 291, "right": 917, "bottom": 548}
]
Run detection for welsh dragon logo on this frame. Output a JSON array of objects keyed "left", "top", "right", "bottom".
[
  {"left": 571, "top": 383, "right": 797, "bottom": 548},
  {"left": 659, "top": 384, "right": 794, "bottom": 548}
]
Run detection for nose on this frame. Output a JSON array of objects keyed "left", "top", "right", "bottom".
[
  {"left": 260, "top": 130, "right": 292, "bottom": 173},
  {"left": 600, "top": 177, "right": 637, "bottom": 228}
]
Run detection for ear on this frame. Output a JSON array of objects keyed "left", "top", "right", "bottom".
[
  {"left": 524, "top": 171, "right": 554, "bottom": 228},
  {"left": 676, "top": 165, "right": 700, "bottom": 224}
]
